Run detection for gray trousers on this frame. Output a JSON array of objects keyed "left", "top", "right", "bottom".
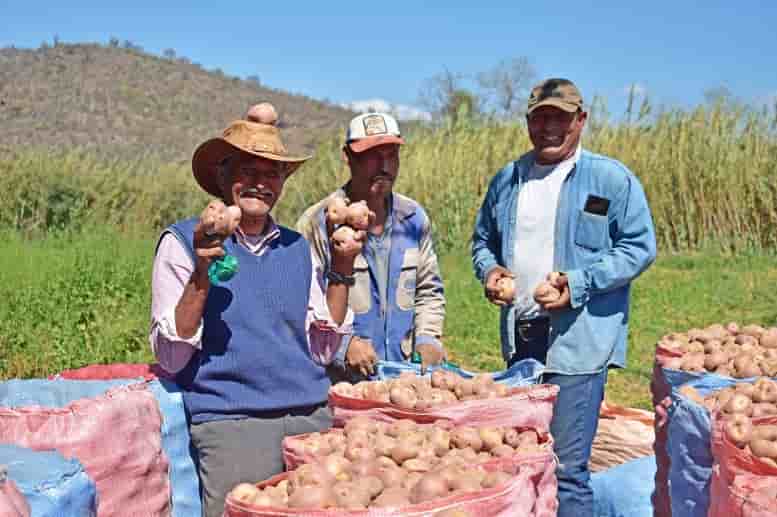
[{"left": 189, "top": 405, "right": 332, "bottom": 517}]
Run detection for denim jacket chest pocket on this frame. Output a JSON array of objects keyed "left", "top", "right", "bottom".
[
  {"left": 574, "top": 210, "right": 609, "bottom": 251},
  {"left": 349, "top": 254, "right": 371, "bottom": 314},
  {"left": 396, "top": 248, "right": 419, "bottom": 311}
]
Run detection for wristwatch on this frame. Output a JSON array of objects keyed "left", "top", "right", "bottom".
[{"left": 327, "top": 269, "right": 356, "bottom": 286}]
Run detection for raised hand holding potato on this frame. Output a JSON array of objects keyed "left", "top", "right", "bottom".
[{"left": 194, "top": 199, "right": 242, "bottom": 284}]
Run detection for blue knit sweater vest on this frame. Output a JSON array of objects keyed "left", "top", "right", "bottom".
[{"left": 166, "top": 218, "right": 329, "bottom": 423}]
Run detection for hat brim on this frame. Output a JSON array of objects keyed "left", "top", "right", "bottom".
[
  {"left": 527, "top": 99, "right": 581, "bottom": 115},
  {"left": 192, "top": 138, "right": 311, "bottom": 197},
  {"left": 348, "top": 135, "right": 405, "bottom": 153}
]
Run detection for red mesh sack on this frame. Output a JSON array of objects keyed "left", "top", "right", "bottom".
[
  {"left": 709, "top": 473, "right": 777, "bottom": 517},
  {"left": 328, "top": 384, "right": 558, "bottom": 431},
  {"left": 0, "top": 473, "right": 30, "bottom": 517},
  {"left": 54, "top": 362, "right": 172, "bottom": 381},
  {"left": 0, "top": 382, "right": 171, "bottom": 516},
  {"left": 224, "top": 452, "right": 557, "bottom": 517},
  {"left": 709, "top": 414, "right": 777, "bottom": 517}
]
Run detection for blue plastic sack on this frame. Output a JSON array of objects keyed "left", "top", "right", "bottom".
[
  {"left": 373, "top": 358, "right": 544, "bottom": 387},
  {"left": 666, "top": 375, "right": 740, "bottom": 517},
  {"left": 592, "top": 455, "right": 656, "bottom": 517},
  {"left": 0, "top": 444, "right": 96, "bottom": 517},
  {"left": 0, "top": 378, "right": 201, "bottom": 517}
]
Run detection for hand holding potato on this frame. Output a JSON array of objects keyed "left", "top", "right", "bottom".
[
  {"left": 484, "top": 266, "right": 515, "bottom": 306},
  {"left": 330, "top": 226, "right": 366, "bottom": 262},
  {"left": 537, "top": 271, "right": 571, "bottom": 311},
  {"left": 193, "top": 200, "right": 242, "bottom": 271},
  {"left": 346, "top": 337, "right": 378, "bottom": 377},
  {"left": 416, "top": 342, "right": 446, "bottom": 374}
]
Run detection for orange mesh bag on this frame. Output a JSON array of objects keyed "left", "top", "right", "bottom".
[
  {"left": 0, "top": 382, "right": 171, "bottom": 516},
  {"left": 224, "top": 452, "right": 557, "bottom": 517},
  {"left": 328, "top": 383, "right": 559, "bottom": 431},
  {"left": 589, "top": 402, "right": 655, "bottom": 472}
]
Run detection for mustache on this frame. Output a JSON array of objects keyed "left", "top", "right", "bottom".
[{"left": 239, "top": 187, "right": 273, "bottom": 197}]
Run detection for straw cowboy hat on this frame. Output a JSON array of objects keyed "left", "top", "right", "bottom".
[{"left": 192, "top": 105, "right": 312, "bottom": 197}]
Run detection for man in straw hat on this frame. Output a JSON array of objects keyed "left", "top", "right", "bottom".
[
  {"left": 471, "top": 78, "right": 657, "bottom": 515},
  {"left": 297, "top": 112, "right": 446, "bottom": 380},
  {"left": 149, "top": 104, "right": 363, "bottom": 516}
]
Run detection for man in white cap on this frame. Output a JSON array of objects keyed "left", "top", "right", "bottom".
[{"left": 297, "top": 112, "right": 446, "bottom": 378}]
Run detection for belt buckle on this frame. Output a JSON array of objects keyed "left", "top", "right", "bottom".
[{"left": 517, "top": 320, "right": 533, "bottom": 341}]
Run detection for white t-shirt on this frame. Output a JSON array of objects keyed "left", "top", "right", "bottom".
[{"left": 512, "top": 146, "right": 581, "bottom": 319}]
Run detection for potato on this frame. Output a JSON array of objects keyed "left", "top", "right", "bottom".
[
  {"left": 410, "top": 472, "right": 450, "bottom": 504},
  {"left": 760, "top": 328, "right": 777, "bottom": 349},
  {"left": 229, "top": 483, "right": 261, "bottom": 504},
  {"left": 723, "top": 393, "right": 753, "bottom": 416},
  {"left": 372, "top": 487, "right": 411, "bottom": 507},
  {"left": 752, "top": 378, "right": 777, "bottom": 403},
  {"left": 724, "top": 413, "right": 753, "bottom": 448},
  {"left": 287, "top": 463, "right": 334, "bottom": 494},
  {"left": 320, "top": 454, "right": 352, "bottom": 481},
  {"left": 345, "top": 200, "right": 372, "bottom": 230},
  {"left": 287, "top": 485, "right": 336, "bottom": 509},
  {"left": 495, "top": 276, "right": 516, "bottom": 303},
  {"left": 332, "top": 481, "right": 371, "bottom": 509},
  {"left": 750, "top": 439, "right": 777, "bottom": 461},
  {"left": 325, "top": 197, "right": 349, "bottom": 226},
  {"left": 391, "top": 442, "right": 421, "bottom": 464},
  {"left": 389, "top": 386, "right": 418, "bottom": 409},
  {"left": 478, "top": 427, "right": 505, "bottom": 451},
  {"left": 741, "top": 324, "right": 766, "bottom": 338},
  {"left": 451, "top": 427, "right": 483, "bottom": 452},
  {"left": 332, "top": 226, "right": 361, "bottom": 254}
]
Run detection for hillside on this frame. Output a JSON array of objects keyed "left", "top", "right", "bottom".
[{"left": 0, "top": 42, "right": 355, "bottom": 161}]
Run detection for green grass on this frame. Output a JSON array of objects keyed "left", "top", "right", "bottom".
[
  {"left": 0, "top": 228, "right": 155, "bottom": 378},
  {"left": 2, "top": 228, "right": 776, "bottom": 411}
]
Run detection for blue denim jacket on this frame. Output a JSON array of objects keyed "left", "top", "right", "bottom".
[{"left": 472, "top": 149, "right": 657, "bottom": 374}]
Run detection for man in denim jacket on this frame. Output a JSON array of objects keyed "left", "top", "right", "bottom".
[
  {"left": 471, "top": 79, "right": 657, "bottom": 516},
  {"left": 298, "top": 113, "right": 446, "bottom": 378}
]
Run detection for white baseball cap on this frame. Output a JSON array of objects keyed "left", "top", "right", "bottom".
[{"left": 346, "top": 112, "right": 405, "bottom": 153}]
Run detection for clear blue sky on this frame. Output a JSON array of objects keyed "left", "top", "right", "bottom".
[{"left": 3, "top": 1, "right": 776, "bottom": 119}]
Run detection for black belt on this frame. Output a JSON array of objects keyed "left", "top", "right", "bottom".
[{"left": 516, "top": 316, "right": 550, "bottom": 341}]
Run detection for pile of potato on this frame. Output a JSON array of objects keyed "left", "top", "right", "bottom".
[
  {"left": 693, "top": 379, "right": 777, "bottom": 417},
  {"left": 228, "top": 458, "right": 513, "bottom": 511},
  {"left": 659, "top": 322, "right": 777, "bottom": 377},
  {"left": 291, "top": 416, "right": 547, "bottom": 464},
  {"left": 331, "top": 370, "right": 511, "bottom": 409},
  {"left": 227, "top": 417, "right": 546, "bottom": 510},
  {"left": 681, "top": 379, "right": 777, "bottom": 467}
]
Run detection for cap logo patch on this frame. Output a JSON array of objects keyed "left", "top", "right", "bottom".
[{"left": 362, "top": 115, "right": 388, "bottom": 136}]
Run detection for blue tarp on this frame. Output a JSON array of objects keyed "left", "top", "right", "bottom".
[
  {"left": 592, "top": 455, "right": 656, "bottom": 517},
  {"left": 374, "top": 358, "right": 545, "bottom": 387},
  {"left": 666, "top": 375, "right": 740, "bottom": 517},
  {"left": 0, "top": 444, "right": 97, "bottom": 517},
  {"left": 0, "top": 378, "right": 201, "bottom": 517}
]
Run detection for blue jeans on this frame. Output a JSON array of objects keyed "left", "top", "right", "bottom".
[{"left": 508, "top": 319, "right": 608, "bottom": 517}]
